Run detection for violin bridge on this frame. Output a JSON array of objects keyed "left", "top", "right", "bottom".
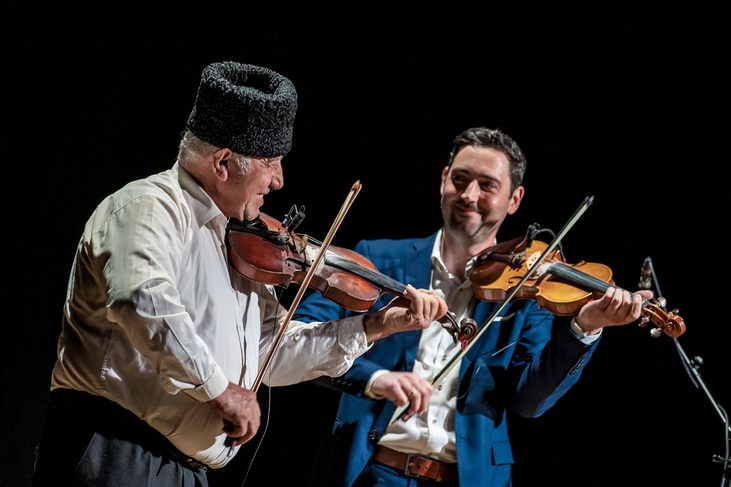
[
  {"left": 525, "top": 251, "right": 545, "bottom": 276},
  {"left": 276, "top": 230, "right": 289, "bottom": 246},
  {"left": 509, "top": 251, "right": 527, "bottom": 268},
  {"left": 297, "top": 234, "right": 308, "bottom": 254}
]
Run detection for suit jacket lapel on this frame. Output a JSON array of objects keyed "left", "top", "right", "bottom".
[
  {"left": 402, "top": 234, "right": 438, "bottom": 369},
  {"left": 404, "top": 234, "right": 436, "bottom": 290}
]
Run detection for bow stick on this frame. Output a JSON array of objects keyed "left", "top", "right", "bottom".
[
  {"left": 394, "top": 195, "right": 595, "bottom": 423},
  {"left": 225, "top": 181, "right": 362, "bottom": 456},
  {"left": 252, "top": 181, "right": 363, "bottom": 392}
]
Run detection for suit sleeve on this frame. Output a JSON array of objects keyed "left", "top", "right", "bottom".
[
  {"left": 294, "top": 239, "right": 391, "bottom": 397},
  {"left": 503, "top": 302, "right": 600, "bottom": 417}
]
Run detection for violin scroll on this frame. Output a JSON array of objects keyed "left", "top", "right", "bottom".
[
  {"left": 639, "top": 300, "right": 685, "bottom": 338},
  {"left": 440, "top": 313, "right": 478, "bottom": 349}
]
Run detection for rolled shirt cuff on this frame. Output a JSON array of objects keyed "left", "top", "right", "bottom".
[
  {"left": 337, "top": 314, "right": 372, "bottom": 355},
  {"left": 184, "top": 363, "right": 229, "bottom": 402}
]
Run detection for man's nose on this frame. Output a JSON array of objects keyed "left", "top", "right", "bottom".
[
  {"left": 460, "top": 180, "right": 480, "bottom": 202},
  {"left": 270, "top": 163, "right": 284, "bottom": 190}
]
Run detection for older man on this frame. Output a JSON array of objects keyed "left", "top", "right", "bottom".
[{"left": 32, "top": 62, "right": 446, "bottom": 487}]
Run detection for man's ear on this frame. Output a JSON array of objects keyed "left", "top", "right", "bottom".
[
  {"left": 440, "top": 166, "right": 449, "bottom": 196},
  {"left": 212, "top": 148, "right": 234, "bottom": 182},
  {"left": 507, "top": 185, "right": 525, "bottom": 215}
]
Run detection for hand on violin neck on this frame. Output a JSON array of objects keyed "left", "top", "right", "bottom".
[
  {"left": 363, "top": 285, "right": 448, "bottom": 343},
  {"left": 207, "top": 382, "right": 261, "bottom": 447},
  {"left": 575, "top": 287, "right": 654, "bottom": 334}
]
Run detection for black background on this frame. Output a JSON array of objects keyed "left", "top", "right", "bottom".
[{"left": 4, "top": 3, "right": 729, "bottom": 486}]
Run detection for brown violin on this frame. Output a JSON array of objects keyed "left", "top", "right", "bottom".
[
  {"left": 469, "top": 233, "right": 686, "bottom": 338},
  {"left": 225, "top": 210, "right": 477, "bottom": 344}
]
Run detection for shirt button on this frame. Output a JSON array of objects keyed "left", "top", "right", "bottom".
[
  {"left": 432, "top": 419, "right": 437, "bottom": 424},
  {"left": 438, "top": 385, "right": 443, "bottom": 390}
]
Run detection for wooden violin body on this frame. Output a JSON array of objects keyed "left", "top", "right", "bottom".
[
  {"left": 227, "top": 214, "right": 391, "bottom": 312},
  {"left": 471, "top": 238, "right": 613, "bottom": 316},
  {"left": 226, "top": 213, "right": 478, "bottom": 343},
  {"left": 470, "top": 235, "right": 686, "bottom": 338}
]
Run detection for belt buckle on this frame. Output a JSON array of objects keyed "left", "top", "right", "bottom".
[
  {"left": 403, "top": 452, "right": 433, "bottom": 480},
  {"left": 184, "top": 457, "right": 208, "bottom": 472}
]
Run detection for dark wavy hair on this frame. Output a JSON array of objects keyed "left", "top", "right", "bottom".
[{"left": 447, "top": 127, "right": 527, "bottom": 192}]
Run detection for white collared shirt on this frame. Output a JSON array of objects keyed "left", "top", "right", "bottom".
[
  {"left": 368, "top": 230, "right": 598, "bottom": 462},
  {"left": 51, "top": 163, "right": 369, "bottom": 467}
]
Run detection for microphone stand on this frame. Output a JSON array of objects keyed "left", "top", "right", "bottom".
[{"left": 642, "top": 257, "right": 730, "bottom": 485}]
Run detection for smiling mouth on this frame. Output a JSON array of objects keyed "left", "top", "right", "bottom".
[{"left": 455, "top": 204, "right": 480, "bottom": 214}]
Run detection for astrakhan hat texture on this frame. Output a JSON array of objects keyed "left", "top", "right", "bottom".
[{"left": 187, "top": 62, "right": 298, "bottom": 157}]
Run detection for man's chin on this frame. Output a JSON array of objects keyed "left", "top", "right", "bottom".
[
  {"left": 446, "top": 221, "right": 480, "bottom": 238},
  {"left": 448, "top": 211, "right": 481, "bottom": 229},
  {"left": 242, "top": 208, "right": 261, "bottom": 222},
  {"left": 446, "top": 216, "right": 499, "bottom": 243}
]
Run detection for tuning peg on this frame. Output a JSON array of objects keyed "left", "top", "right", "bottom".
[
  {"left": 656, "top": 296, "right": 667, "bottom": 308},
  {"left": 650, "top": 327, "right": 662, "bottom": 338},
  {"left": 638, "top": 316, "right": 650, "bottom": 328},
  {"left": 669, "top": 308, "right": 679, "bottom": 317}
]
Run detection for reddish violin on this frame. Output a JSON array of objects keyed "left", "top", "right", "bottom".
[
  {"left": 225, "top": 209, "right": 478, "bottom": 344},
  {"left": 469, "top": 233, "right": 686, "bottom": 338}
]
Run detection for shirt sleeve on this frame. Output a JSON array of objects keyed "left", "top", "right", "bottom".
[
  {"left": 97, "top": 193, "right": 227, "bottom": 402},
  {"left": 257, "top": 286, "right": 372, "bottom": 387}
]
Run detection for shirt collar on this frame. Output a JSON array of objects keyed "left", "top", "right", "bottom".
[
  {"left": 430, "top": 229, "right": 496, "bottom": 282},
  {"left": 175, "top": 162, "right": 226, "bottom": 229}
]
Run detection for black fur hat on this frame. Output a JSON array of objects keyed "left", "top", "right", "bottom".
[{"left": 186, "top": 62, "right": 298, "bottom": 157}]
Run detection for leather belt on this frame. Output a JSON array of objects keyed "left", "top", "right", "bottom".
[{"left": 372, "top": 446, "right": 457, "bottom": 483}]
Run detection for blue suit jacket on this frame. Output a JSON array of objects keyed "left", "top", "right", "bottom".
[{"left": 294, "top": 233, "right": 599, "bottom": 487}]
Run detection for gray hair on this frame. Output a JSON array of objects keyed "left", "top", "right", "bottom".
[{"left": 177, "top": 129, "right": 252, "bottom": 174}]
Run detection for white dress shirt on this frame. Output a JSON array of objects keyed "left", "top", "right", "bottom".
[
  {"left": 51, "top": 163, "right": 369, "bottom": 468},
  {"left": 366, "top": 230, "right": 599, "bottom": 463}
]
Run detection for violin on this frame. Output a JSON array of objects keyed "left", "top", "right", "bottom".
[
  {"left": 225, "top": 209, "right": 478, "bottom": 344},
  {"left": 469, "top": 233, "right": 686, "bottom": 338}
]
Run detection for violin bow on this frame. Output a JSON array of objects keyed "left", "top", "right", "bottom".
[
  {"left": 226, "top": 181, "right": 363, "bottom": 457},
  {"left": 252, "top": 181, "right": 363, "bottom": 392},
  {"left": 394, "top": 195, "right": 595, "bottom": 423}
]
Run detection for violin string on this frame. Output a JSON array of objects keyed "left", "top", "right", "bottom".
[
  {"left": 297, "top": 234, "right": 344, "bottom": 259},
  {"left": 294, "top": 233, "right": 359, "bottom": 260},
  {"left": 549, "top": 262, "right": 613, "bottom": 292},
  {"left": 549, "top": 262, "right": 649, "bottom": 307},
  {"left": 295, "top": 234, "right": 413, "bottom": 297}
]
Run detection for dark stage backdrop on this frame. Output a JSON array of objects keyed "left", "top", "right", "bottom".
[{"left": 4, "top": 4, "right": 729, "bottom": 487}]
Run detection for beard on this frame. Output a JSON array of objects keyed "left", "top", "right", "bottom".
[{"left": 441, "top": 198, "right": 504, "bottom": 247}]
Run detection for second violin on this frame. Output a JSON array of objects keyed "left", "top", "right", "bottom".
[{"left": 468, "top": 232, "right": 686, "bottom": 338}]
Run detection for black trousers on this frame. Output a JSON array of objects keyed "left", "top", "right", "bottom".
[{"left": 32, "top": 389, "right": 208, "bottom": 487}]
